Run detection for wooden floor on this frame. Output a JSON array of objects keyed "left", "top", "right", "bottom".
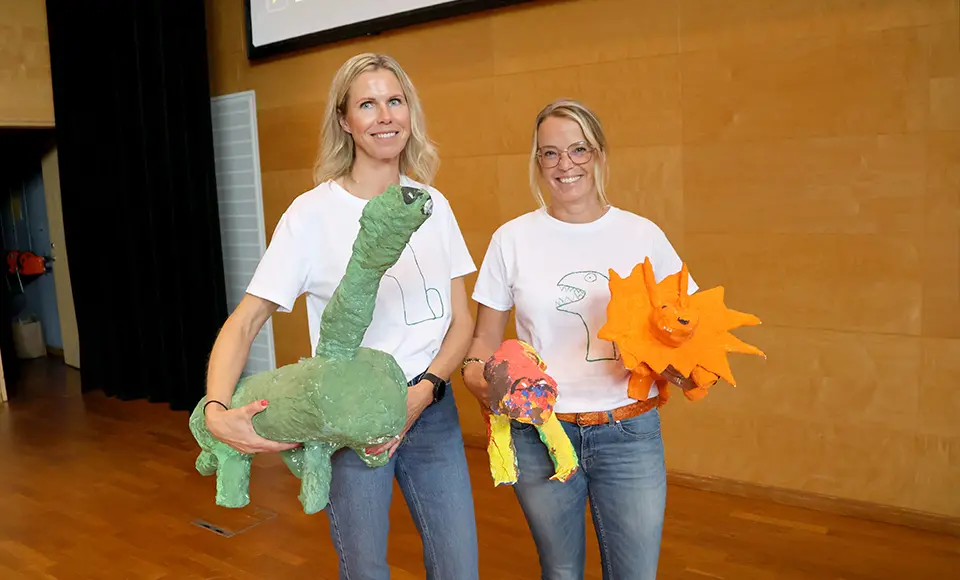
[{"left": 1, "top": 359, "right": 958, "bottom": 579}]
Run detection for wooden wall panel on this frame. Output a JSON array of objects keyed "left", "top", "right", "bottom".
[
  {"left": 0, "top": 0, "right": 54, "bottom": 127},
  {"left": 204, "top": 0, "right": 960, "bottom": 518}
]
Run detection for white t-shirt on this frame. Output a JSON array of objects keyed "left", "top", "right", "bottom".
[
  {"left": 472, "top": 206, "right": 698, "bottom": 414},
  {"left": 246, "top": 176, "right": 477, "bottom": 382}
]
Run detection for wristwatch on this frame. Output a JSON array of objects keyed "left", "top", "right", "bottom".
[{"left": 421, "top": 372, "right": 447, "bottom": 403}]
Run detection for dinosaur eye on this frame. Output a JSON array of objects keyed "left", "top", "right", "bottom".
[
  {"left": 585, "top": 273, "right": 597, "bottom": 282},
  {"left": 661, "top": 305, "right": 667, "bottom": 309}
]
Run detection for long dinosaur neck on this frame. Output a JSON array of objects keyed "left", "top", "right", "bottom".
[{"left": 315, "top": 256, "right": 393, "bottom": 360}]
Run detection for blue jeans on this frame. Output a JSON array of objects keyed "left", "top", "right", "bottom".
[
  {"left": 510, "top": 408, "right": 667, "bottom": 580},
  {"left": 325, "top": 388, "right": 479, "bottom": 580}
]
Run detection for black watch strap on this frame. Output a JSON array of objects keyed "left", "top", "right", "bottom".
[{"left": 421, "top": 372, "right": 447, "bottom": 402}]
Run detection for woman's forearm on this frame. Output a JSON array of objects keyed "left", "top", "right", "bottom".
[
  {"left": 461, "top": 305, "right": 511, "bottom": 397},
  {"left": 425, "top": 277, "right": 474, "bottom": 380},
  {"left": 205, "top": 294, "right": 278, "bottom": 409}
]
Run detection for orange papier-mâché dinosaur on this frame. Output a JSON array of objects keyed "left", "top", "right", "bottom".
[
  {"left": 598, "top": 258, "right": 765, "bottom": 405},
  {"left": 480, "top": 339, "right": 578, "bottom": 486}
]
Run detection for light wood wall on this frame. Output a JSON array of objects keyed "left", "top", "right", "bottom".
[
  {"left": 0, "top": 0, "right": 54, "bottom": 127},
  {"left": 205, "top": 0, "right": 960, "bottom": 519}
]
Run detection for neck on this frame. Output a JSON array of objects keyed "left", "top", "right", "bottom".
[
  {"left": 342, "top": 153, "right": 401, "bottom": 200},
  {"left": 548, "top": 195, "right": 608, "bottom": 224}
]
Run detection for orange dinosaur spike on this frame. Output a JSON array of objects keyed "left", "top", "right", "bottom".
[{"left": 641, "top": 257, "right": 662, "bottom": 308}]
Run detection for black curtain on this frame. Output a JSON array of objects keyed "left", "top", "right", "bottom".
[{"left": 45, "top": 0, "right": 228, "bottom": 411}]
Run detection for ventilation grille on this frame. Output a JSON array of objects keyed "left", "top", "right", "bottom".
[{"left": 210, "top": 90, "right": 276, "bottom": 377}]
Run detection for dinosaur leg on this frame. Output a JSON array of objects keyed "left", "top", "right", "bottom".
[
  {"left": 298, "top": 441, "right": 338, "bottom": 515},
  {"left": 195, "top": 449, "right": 218, "bottom": 476},
  {"left": 534, "top": 414, "right": 579, "bottom": 483},
  {"left": 280, "top": 445, "right": 304, "bottom": 479},
  {"left": 487, "top": 413, "right": 519, "bottom": 486},
  {"left": 212, "top": 447, "right": 253, "bottom": 509}
]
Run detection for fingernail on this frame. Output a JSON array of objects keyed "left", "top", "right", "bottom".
[{"left": 260, "top": 400, "right": 268, "bottom": 406}]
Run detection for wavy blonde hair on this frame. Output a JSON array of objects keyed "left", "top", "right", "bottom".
[
  {"left": 528, "top": 98, "right": 610, "bottom": 210},
  {"left": 313, "top": 53, "right": 439, "bottom": 186}
]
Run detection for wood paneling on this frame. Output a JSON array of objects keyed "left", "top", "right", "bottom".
[
  {"left": 203, "top": 0, "right": 960, "bottom": 519},
  {"left": 0, "top": 0, "right": 54, "bottom": 127}
]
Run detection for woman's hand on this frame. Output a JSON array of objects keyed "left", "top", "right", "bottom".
[
  {"left": 205, "top": 400, "right": 301, "bottom": 454},
  {"left": 461, "top": 361, "right": 491, "bottom": 409},
  {"left": 365, "top": 380, "right": 434, "bottom": 458},
  {"left": 660, "top": 365, "right": 698, "bottom": 391}
]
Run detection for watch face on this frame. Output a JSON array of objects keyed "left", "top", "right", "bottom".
[{"left": 430, "top": 375, "right": 447, "bottom": 401}]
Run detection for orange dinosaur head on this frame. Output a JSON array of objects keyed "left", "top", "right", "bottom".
[
  {"left": 644, "top": 260, "right": 699, "bottom": 347},
  {"left": 598, "top": 258, "right": 765, "bottom": 388},
  {"left": 483, "top": 339, "right": 558, "bottom": 425}
]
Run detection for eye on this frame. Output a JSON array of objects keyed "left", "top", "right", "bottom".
[
  {"left": 388, "top": 97, "right": 403, "bottom": 106},
  {"left": 661, "top": 305, "right": 667, "bottom": 309},
  {"left": 359, "top": 101, "right": 373, "bottom": 109},
  {"left": 585, "top": 273, "right": 597, "bottom": 282}
]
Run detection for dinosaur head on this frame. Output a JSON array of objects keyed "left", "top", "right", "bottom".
[
  {"left": 556, "top": 271, "right": 607, "bottom": 313},
  {"left": 484, "top": 339, "right": 559, "bottom": 425},
  {"left": 643, "top": 259, "right": 698, "bottom": 346},
  {"left": 353, "top": 184, "right": 433, "bottom": 270}
]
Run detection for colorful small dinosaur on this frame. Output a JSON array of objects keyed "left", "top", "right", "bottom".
[
  {"left": 481, "top": 339, "right": 579, "bottom": 486},
  {"left": 188, "top": 184, "right": 434, "bottom": 514}
]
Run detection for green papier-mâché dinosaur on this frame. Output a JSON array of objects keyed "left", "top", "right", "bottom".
[{"left": 188, "top": 184, "right": 434, "bottom": 515}]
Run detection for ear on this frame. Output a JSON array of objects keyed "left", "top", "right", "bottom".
[
  {"left": 338, "top": 114, "right": 352, "bottom": 135},
  {"left": 678, "top": 263, "right": 690, "bottom": 307},
  {"left": 642, "top": 257, "right": 662, "bottom": 308}
]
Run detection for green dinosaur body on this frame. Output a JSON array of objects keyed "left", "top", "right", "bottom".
[{"left": 188, "top": 184, "right": 434, "bottom": 514}]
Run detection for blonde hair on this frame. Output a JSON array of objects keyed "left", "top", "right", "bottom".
[
  {"left": 527, "top": 98, "right": 610, "bottom": 209},
  {"left": 313, "top": 53, "right": 439, "bottom": 186}
]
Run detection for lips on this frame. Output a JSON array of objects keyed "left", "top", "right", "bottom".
[
  {"left": 371, "top": 130, "right": 399, "bottom": 139},
  {"left": 557, "top": 175, "right": 583, "bottom": 184}
]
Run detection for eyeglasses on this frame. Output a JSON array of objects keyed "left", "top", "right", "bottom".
[{"left": 536, "top": 141, "right": 595, "bottom": 168}]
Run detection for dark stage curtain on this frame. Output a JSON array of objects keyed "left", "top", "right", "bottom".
[{"left": 44, "top": 0, "right": 228, "bottom": 411}]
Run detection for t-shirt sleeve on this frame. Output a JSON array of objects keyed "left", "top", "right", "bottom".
[
  {"left": 446, "top": 203, "right": 477, "bottom": 279},
  {"left": 245, "top": 209, "right": 310, "bottom": 313},
  {"left": 652, "top": 227, "right": 699, "bottom": 294},
  {"left": 471, "top": 234, "right": 514, "bottom": 311}
]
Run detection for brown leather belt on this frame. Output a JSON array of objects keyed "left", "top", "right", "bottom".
[{"left": 554, "top": 396, "right": 659, "bottom": 427}]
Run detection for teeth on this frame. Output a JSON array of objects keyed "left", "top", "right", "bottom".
[
  {"left": 558, "top": 175, "right": 582, "bottom": 184},
  {"left": 374, "top": 132, "right": 398, "bottom": 139}
]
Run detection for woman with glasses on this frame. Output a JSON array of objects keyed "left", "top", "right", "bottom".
[{"left": 461, "top": 98, "right": 699, "bottom": 580}]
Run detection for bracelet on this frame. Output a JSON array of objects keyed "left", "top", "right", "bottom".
[
  {"left": 204, "top": 399, "right": 229, "bottom": 413},
  {"left": 460, "top": 357, "right": 483, "bottom": 377}
]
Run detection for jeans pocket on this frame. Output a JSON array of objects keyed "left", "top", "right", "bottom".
[
  {"left": 510, "top": 420, "right": 535, "bottom": 433},
  {"left": 615, "top": 409, "right": 661, "bottom": 441}
]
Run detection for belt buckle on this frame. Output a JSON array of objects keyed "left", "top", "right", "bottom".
[{"left": 576, "top": 413, "right": 588, "bottom": 426}]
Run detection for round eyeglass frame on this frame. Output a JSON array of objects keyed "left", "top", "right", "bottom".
[{"left": 536, "top": 141, "right": 595, "bottom": 168}]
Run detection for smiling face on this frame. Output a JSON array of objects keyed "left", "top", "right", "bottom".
[
  {"left": 339, "top": 68, "right": 411, "bottom": 166},
  {"left": 536, "top": 115, "right": 600, "bottom": 207}
]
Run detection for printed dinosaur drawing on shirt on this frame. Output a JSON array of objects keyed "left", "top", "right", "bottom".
[
  {"left": 556, "top": 270, "right": 620, "bottom": 363},
  {"left": 383, "top": 243, "right": 444, "bottom": 326}
]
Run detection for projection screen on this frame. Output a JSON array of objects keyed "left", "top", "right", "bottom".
[{"left": 244, "top": 0, "right": 535, "bottom": 60}]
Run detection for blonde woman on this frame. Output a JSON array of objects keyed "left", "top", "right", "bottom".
[
  {"left": 203, "top": 53, "right": 479, "bottom": 580},
  {"left": 462, "top": 98, "right": 699, "bottom": 580}
]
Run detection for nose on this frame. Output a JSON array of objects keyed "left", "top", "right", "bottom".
[
  {"left": 377, "top": 102, "right": 392, "bottom": 123},
  {"left": 401, "top": 186, "right": 422, "bottom": 204},
  {"left": 556, "top": 152, "right": 575, "bottom": 170}
]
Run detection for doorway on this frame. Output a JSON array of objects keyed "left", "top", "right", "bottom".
[{"left": 0, "top": 128, "right": 80, "bottom": 400}]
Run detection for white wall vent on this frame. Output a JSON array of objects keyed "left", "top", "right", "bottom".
[{"left": 210, "top": 90, "right": 276, "bottom": 376}]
